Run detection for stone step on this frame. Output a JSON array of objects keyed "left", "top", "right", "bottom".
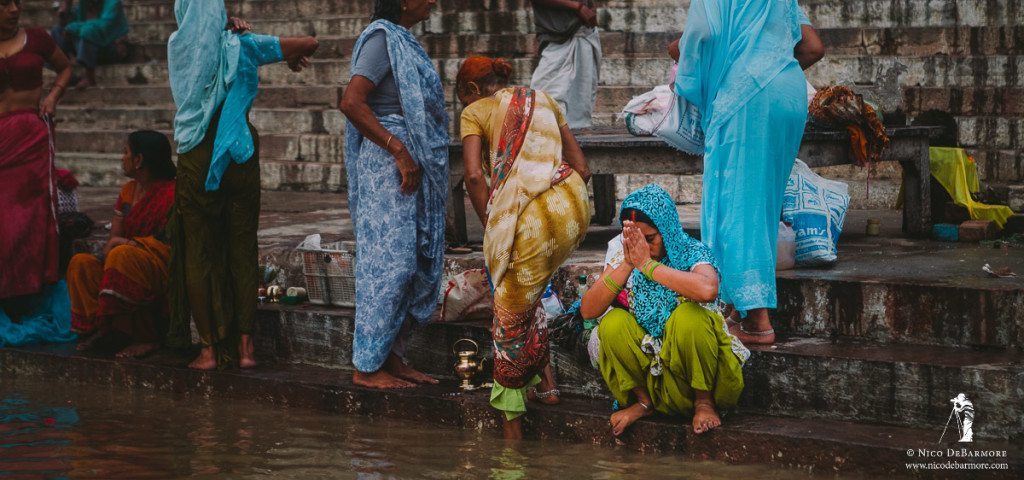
[
  {"left": 804, "top": 0, "right": 1024, "bottom": 29},
  {"left": 52, "top": 53, "right": 1024, "bottom": 90},
  {"left": 21, "top": 0, "right": 1023, "bottom": 33},
  {"left": 972, "top": 150, "right": 1024, "bottom": 184},
  {"left": 58, "top": 83, "right": 647, "bottom": 113},
  {"left": 125, "top": 31, "right": 677, "bottom": 62},
  {"left": 56, "top": 128, "right": 344, "bottom": 161},
  {"left": 258, "top": 238, "right": 1024, "bottom": 352},
  {"left": 6, "top": 346, "right": 1018, "bottom": 477},
  {"left": 905, "top": 86, "right": 1024, "bottom": 117},
  {"left": 55, "top": 105, "right": 345, "bottom": 135},
  {"left": 956, "top": 116, "right": 1024, "bottom": 153},
  {"left": 251, "top": 303, "right": 1024, "bottom": 439},
  {"left": 121, "top": 24, "right": 1024, "bottom": 67},
  {"left": 57, "top": 151, "right": 345, "bottom": 191}
]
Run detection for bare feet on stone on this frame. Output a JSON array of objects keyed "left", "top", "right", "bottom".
[
  {"left": 115, "top": 343, "right": 158, "bottom": 359},
  {"left": 728, "top": 322, "right": 776, "bottom": 345},
  {"left": 692, "top": 401, "right": 722, "bottom": 434},
  {"left": 727, "top": 308, "right": 776, "bottom": 345},
  {"left": 503, "top": 417, "right": 523, "bottom": 440},
  {"left": 384, "top": 354, "right": 438, "bottom": 385},
  {"left": 352, "top": 370, "right": 415, "bottom": 389},
  {"left": 610, "top": 402, "right": 653, "bottom": 436},
  {"left": 239, "top": 334, "right": 257, "bottom": 369},
  {"left": 189, "top": 346, "right": 217, "bottom": 370}
]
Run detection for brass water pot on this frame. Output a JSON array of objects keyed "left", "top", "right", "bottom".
[{"left": 453, "top": 338, "right": 484, "bottom": 391}]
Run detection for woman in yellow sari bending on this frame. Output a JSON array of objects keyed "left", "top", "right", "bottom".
[{"left": 457, "top": 56, "right": 593, "bottom": 439}]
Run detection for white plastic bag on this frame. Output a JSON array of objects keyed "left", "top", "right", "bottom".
[
  {"left": 782, "top": 159, "right": 850, "bottom": 266},
  {"left": 654, "top": 89, "right": 705, "bottom": 155},
  {"left": 622, "top": 85, "right": 674, "bottom": 136},
  {"left": 438, "top": 268, "right": 493, "bottom": 322},
  {"left": 776, "top": 221, "right": 796, "bottom": 271}
]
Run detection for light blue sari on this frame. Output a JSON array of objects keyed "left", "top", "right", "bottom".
[
  {"left": 167, "top": 0, "right": 283, "bottom": 191},
  {"left": 345, "top": 20, "right": 450, "bottom": 373},
  {"left": 675, "top": 0, "right": 811, "bottom": 313}
]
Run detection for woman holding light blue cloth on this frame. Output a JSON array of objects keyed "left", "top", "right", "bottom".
[{"left": 165, "top": 0, "right": 319, "bottom": 370}]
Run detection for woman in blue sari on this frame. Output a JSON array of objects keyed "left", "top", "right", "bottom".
[
  {"left": 166, "top": 0, "right": 319, "bottom": 370},
  {"left": 339, "top": 0, "right": 449, "bottom": 389},
  {"left": 673, "top": 0, "right": 823, "bottom": 344}
]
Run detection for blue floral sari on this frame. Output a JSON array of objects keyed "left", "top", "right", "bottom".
[{"left": 344, "top": 20, "right": 450, "bottom": 373}]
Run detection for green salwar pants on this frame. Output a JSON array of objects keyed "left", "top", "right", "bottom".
[
  {"left": 597, "top": 303, "right": 744, "bottom": 416},
  {"left": 167, "top": 116, "right": 260, "bottom": 366}
]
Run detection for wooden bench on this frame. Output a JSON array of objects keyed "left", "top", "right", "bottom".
[{"left": 447, "top": 126, "right": 938, "bottom": 244}]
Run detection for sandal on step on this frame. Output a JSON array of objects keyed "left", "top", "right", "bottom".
[{"left": 527, "top": 387, "right": 561, "bottom": 405}]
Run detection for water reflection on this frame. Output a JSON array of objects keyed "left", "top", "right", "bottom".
[{"left": 0, "top": 380, "right": 868, "bottom": 479}]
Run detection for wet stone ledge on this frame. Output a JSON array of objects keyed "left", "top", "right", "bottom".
[{"left": 2, "top": 345, "right": 1021, "bottom": 478}]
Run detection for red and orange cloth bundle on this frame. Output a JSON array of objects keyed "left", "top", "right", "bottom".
[{"left": 808, "top": 86, "right": 890, "bottom": 169}]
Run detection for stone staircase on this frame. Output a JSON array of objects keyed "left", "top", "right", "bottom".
[{"left": 21, "top": 0, "right": 1022, "bottom": 209}]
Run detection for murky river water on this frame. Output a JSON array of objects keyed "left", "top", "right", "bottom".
[{"left": 0, "top": 378, "right": 867, "bottom": 479}]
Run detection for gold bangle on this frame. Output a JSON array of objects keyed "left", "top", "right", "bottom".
[{"left": 385, "top": 134, "right": 394, "bottom": 150}]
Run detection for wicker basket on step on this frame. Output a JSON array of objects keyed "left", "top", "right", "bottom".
[{"left": 298, "top": 241, "right": 356, "bottom": 307}]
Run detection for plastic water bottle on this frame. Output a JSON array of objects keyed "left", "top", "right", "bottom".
[
  {"left": 576, "top": 274, "right": 588, "bottom": 301},
  {"left": 540, "top": 282, "right": 564, "bottom": 320}
]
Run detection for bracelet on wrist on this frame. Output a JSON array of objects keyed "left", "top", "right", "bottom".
[
  {"left": 642, "top": 259, "right": 661, "bottom": 280},
  {"left": 602, "top": 275, "right": 622, "bottom": 294}
]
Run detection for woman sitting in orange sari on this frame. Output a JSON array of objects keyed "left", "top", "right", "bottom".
[{"left": 68, "top": 130, "right": 176, "bottom": 357}]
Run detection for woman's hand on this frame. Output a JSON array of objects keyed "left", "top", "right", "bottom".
[
  {"left": 577, "top": 2, "right": 598, "bottom": 27},
  {"left": 103, "top": 236, "right": 130, "bottom": 255},
  {"left": 391, "top": 143, "right": 422, "bottom": 194},
  {"left": 281, "top": 37, "right": 319, "bottom": 72},
  {"left": 622, "top": 221, "right": 652, "bottom": 268},
  {"left": 39, "top": 94, "right": 59, "bottom": 117},
  {"left": 227, "top": 17, "right": 251, "bottom": 33},
  {"left": 287, "top": 56, "right": 311, "bottom": 72}
]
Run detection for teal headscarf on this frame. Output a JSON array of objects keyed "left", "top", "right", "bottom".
[
  {"left": 167, "top": 0, "right": 282, "bottom": 191},
  {"left": 620, "top": 185, "right": 719, "bottom": 338}
]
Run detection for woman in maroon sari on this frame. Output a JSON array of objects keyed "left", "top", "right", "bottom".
[
  {"left": 0, "top": 0, "right": 73, "bottom": 307},
  {"left": 67, "top": 130, "right": 176, "bottom": 357}
]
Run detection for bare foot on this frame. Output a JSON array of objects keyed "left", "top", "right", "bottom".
[
  {"left": 352, "top": 370, "right": 415, "bottom": 389},
  {"left": 610, "top": 402, "right": 653, "bottom": 436},
  {"left": 503, "top": 417, "right": 523, "bottom": 440},
  {"left": 384, "top": 354, "right": 438, "bottom": 384},
  {"left": 728, "top": 323, "right": 776, "bottom": 345},
  {"left": 692, "top": 401, "right": 722, "bottom": 434},
  {"left": 527, "top": 387, "right": 561, "bottom": 405},
  {"left": 188, "top": 346, "right": 217, "bottom": 370},
  {"left": 527, "top": 365, "right": 561, "bottom": 405},
  {"left": 115, "top": 343, "right": 158, "bottom": 358},
  {"left": 239, "top": 334, "right": 257, "bottom": 369}
]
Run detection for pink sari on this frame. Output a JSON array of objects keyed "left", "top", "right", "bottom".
[{"left": 0, "top": 110, "right": 59, "bottom": 299}]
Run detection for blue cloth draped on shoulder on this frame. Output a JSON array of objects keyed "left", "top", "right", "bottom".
[
  {"left": 620, "top": 185, "right": 718, "bottom": 338},
  {"left": 65, "top": 0, "right": 129, "bottom": 47},
  {"left": 167, "top": 0, "right": 283, "bottom": 192},
  {"left": 0, "top": 281, "right": 77, "bottom": 347},
  {"left": 344, "top": 20, "right": 450, "bottom": 372},
  {"left": 674, "top": 0, "right": 810, "bottom": 313}
]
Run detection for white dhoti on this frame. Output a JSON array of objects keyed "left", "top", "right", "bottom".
[{"left": 530, "top": 27, "right": 602, "bottom": 129}]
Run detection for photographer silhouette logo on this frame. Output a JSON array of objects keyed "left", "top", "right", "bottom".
[{"left": 939, "top": 393, "right": 975, "bottom": 443}]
